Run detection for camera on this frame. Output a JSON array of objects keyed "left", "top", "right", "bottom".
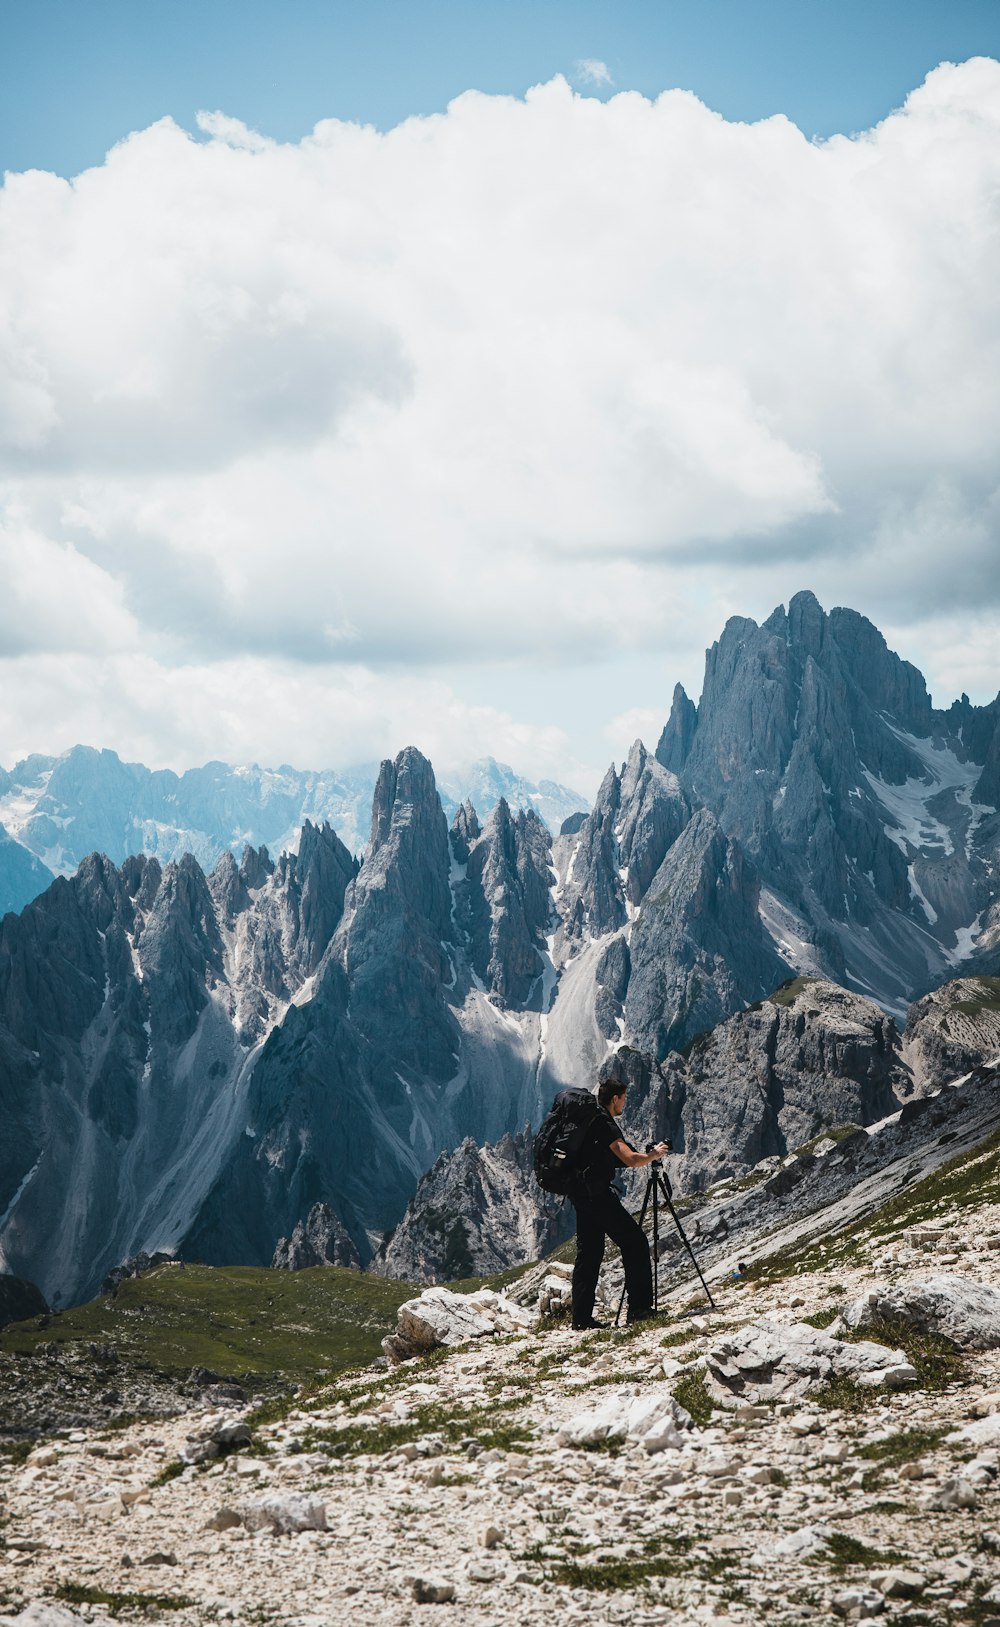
[{"left": 645, "top": 1140, "right": 673, "bottom": 1153}]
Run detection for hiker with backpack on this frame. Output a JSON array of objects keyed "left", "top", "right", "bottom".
[{"left": 533, "top": 1075, "right": 670, "bottom": 1330}]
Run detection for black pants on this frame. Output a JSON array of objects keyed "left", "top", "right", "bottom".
[{"left": 571, "top": 1186, "right": 653, "bottom": 1326}]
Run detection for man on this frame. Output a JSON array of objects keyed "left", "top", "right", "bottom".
[{"left": 569, "top": 1076, "right": 670, "bottom": 1330}]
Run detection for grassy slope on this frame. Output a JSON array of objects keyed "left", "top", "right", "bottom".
[{"left": 0, "top": 1263, "right": 415, "bottom": 1382}]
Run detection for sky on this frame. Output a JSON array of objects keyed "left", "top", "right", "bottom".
[{"left": 2, "top": 1, "right": 999, "bottom": 799}]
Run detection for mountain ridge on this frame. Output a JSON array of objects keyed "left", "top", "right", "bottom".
[{"left": 2, "top": 592, "right": 998, "bottom": 1308}]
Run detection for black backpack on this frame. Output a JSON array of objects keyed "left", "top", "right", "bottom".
[{"left": 533, "top": 1088, "right": 602, "bottom": 1195}]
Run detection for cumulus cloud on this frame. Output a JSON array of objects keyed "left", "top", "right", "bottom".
[{"left": 0, "top": 63, "right": 998, "bottom": 782}]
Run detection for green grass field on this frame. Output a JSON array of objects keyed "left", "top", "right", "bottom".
[{"left": 0, "top": 1262, "right": 415, "bottom": 1383}]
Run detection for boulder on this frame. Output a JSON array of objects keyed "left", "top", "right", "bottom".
[
  {"left": 703, "top": 1318, "right": 916, "bottom": 1406},
  {"left": 382, "top": 1286, "right": 497, "bottom": 1363},
  {"left": 556, "top": 1390, "right": 693, "bottom": 1453},
  {"left": 238, "top": 1494, "right": 327, "bottom": 1534},
  {"left": 840, "top": 1275, "right": 1000, "bottom": 1351}
]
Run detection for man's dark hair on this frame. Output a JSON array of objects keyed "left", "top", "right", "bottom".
[{"left": 598, "top": 1077, "right": 627, "bottom": 1109}]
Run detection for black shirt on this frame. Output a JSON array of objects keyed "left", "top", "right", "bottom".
[{"left": 577, "top": 1106, "right": 630, "bottom": 1192}]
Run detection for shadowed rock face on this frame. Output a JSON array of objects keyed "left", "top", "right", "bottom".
[
  {"left": 903, "top": 977, "right": 1000, "bottom": 1090},
  {"left": 0, "top": 825, "right": 357, "bottom": 1306},
  {"left": 2, "top": 595, "right": 999, "bottom": 1306},
  {"left": 646, "top": 590, "right": 1000, "bottom": 1006},
  {"left": 625, "top": 810, "right": 790, "bottom": 1062},
  {"left": 0, "top": 1274, "right": 47, "bottom": 1326},
  {"left": 0, "top": 823, "right": 54, "bottom": 918},
  {"left": 456, "top": 800, "right": 553, "bottom": 1007},
  {"left": 372, "top": 1126, "right": 573, "bottom": 1284},
  {"left": 272, "top": 1203, "right": 361, "bottom": 1272}
]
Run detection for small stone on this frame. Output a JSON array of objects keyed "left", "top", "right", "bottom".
[
  {"left": 139, "top": 1551, "right": 178, "bottom": 1566},
  {"left": 206, "top": 1508, "right": 242, "bottom": 1532},
  {"left": 924, "top": 1478, "right": 977, "bottom": 1511},
  {"left": 466, "top": 1559, "right": 498, "bottom": 1582},
  {"left": 898, "top": 1460, "right": 926, "bottom": 1480},
  {"left": 412, "top": 1576, "right": 457, "bottom": 1603},
  {"left": 478, "top": 1524, "right": 503, "bottom": 1548},
  {"left": 868, "top": 1569, "right": 925, "bottom": 1598},
  {"left": 832, "top": 1586, "right": 884, "bottom": 1618}
]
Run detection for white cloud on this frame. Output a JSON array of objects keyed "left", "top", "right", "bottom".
[
  {"left": 574, "top": 59, "right": 613, "bottom": 88},
  {"left": 0, "top": 652, "right": 590, "bottom": 792},
  {"left": 0, "top": 63, "right": 998, "bottom": 783}
]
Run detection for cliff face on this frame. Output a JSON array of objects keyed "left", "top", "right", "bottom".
[
  {"left": 372, "top": 1126, "right": 574, "bottom": 1285},
  {"left": 3, "top": 595, "right": 999, "bottom": 1306},
  {"left": 0, "top": 825, "right": 357, "bottom": 1306},
  {"left": 902, "top": 977, "right": 1000, "bottom": 1091}
]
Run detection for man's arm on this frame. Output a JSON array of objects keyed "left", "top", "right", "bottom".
[{"left": 610, "top": 1139, "right": 670, "bottom": 1170}]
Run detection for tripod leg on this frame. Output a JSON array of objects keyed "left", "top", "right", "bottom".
[
  {"left": 658, "top": 1176, "right": 717, "bottom": 1310},
  {"left": 616, "top": 1178, "right": 653, "bottom": 1328},
  {"left": 651, "top": 1172, "right": 659, "bottom": 1314}
]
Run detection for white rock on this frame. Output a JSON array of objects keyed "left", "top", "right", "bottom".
[
  {"left": 704, "top": 1319, "right": 915, "bottom": 1406},
  {"left": 771, "top": 1524, "right": 833, "bottom": 1559},
  {"left": 841, "top": 1275, "right": 1000, "bottom": 1351},
  {"left": 386, "top": 1287, "right": 496, "bottom": 1359},
  {"left": 412, "top": 1577, "right": 457, "bottom": 1604},
  {"left": 948, "top": 1413, "right": 1000, "bottom": 1449},
  {"left": 0, "top": 1609, "right": 115, "bottom": 1627},
  {"left": 556, "top": 1390, "right": 693, "bottom": 1454},
  {"left": 832, "top": 1586, "right": 885, "bottom": 1617},
  {"left": 923, "top": 1477, "right": 977, "bottom": 1510},
  {"left": 240, "top": 1494, "right": 328, "bottom": 1534},
  {"left": 466, "top": 1558, "right": 499, "bottom": 1582},
  {"left": 868, "top": 1569, "right": 925, "bottom": 1598}
]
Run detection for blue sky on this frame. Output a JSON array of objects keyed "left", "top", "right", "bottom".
[
  {"left": 1, "top": 3, "right": 999, "bottom": 792},
  {"left": 5, "top": 0, "right": 1000, "bottom": 175}
]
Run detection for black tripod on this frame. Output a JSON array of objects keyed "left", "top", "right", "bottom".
[{"left": 615, "top": 1160, "right": 716, "bottom": 1326}]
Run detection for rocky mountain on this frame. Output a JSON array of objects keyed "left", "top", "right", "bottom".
[
  {"left": 658, "top": 591, "right": 1000, "bottom": 1007},
  {"left": 2, "top": 593, "right": 998, "bottom": 1308},
  {"left": 372, "top": 1126, "right": 574, "bottom": 1285},
  {"left": 0, "top": 747, "right": 587, "bottom": 899},
  {"left": 0, "top": 822, "right": 53, "bottom": 918},
  {"left": 0, "top": 821, "right": 358, "bottom": 1306},
  {"left": 272, "top": 1203, "right": 361, "bottom": 1272},
  {"left": 371, "top": 974, "right": 1000, "bottom": 1282}
]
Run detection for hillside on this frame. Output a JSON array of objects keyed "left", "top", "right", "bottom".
[{"left": 3, "top": 1065, "right": 1000, "bottom": 1625}]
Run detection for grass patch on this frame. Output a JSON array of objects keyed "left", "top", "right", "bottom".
[
  {"left": 298, "top": 1395, "right": 533, "bottom": 1459},
  {"left": 952, "top": 977, "right": 1000, "bottom": 1017},
  {"left": 0, "top": 1439, "right": 34, "bottom": 1468},
  {"left": 800, "top": 1310, "right": 838, "bottom": 1330},
  {"left": 816, "top": 1532, "right": 907, "bottom": 1572},
  {"left": 756, "top": 1120, "right": 1000, "bottom": 1284},
  {"left": 856, "top": 1426, "right": 949, "bottom": 1468},
  {"left": 660, "top": 1328, "right": 698, "bottom": 1350},
  {"left": 672, "top": 1369, "right": 713, "bottom": 1426},
  {"left": 0, "top": 1263, "right": 414, "bottom": 1384},
  {"left": 540, "top": 1533, "right": 738, "bottom": 1593},
  {"left": 55, "top": 1582, "right": 192, "bottom": 1614},
  {"left": 579, "top": 1367, "right": 662, "bottom": 1390},
  {"left": 789, "top": 1124, "right": 863, "bottom": 1159},
  {"left": 149, "top": 1458, "right": 186, "bottom": 1487},
  {"left": 767, "top": 976, "right": 821, "bottom": 1009},
  {"left": 840, "top": 1315, "right": 966, "bottom": 1393}
]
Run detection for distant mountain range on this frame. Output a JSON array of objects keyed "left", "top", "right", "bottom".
[
  {"left": 1, "top": 590, "right": 997, "bottom": 1309},
  {"left": 0, "top": 749, "right": 588, "bottom": 916}
]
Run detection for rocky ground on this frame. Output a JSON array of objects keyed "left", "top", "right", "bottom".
[{"left": 4, "top": 1198, "right": 1000, "bottom": 1627}]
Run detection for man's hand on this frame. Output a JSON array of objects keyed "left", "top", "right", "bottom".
[{"left": 649, "top": 1141, "right": 670, "bottom": 1162}]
